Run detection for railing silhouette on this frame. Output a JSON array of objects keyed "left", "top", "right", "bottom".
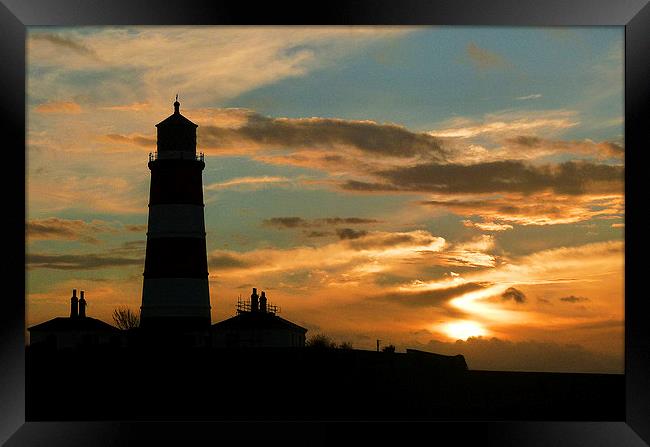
[
  {"left": 236, "top": 297, "right": 280, "bottom": 315},
  {"left": 149, "top": 151, "right": 204, "bottom": 162}
]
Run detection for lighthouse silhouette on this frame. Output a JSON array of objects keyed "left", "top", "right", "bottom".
[{"left": 140, "top": 97, "right": 211, "bottom": 331}]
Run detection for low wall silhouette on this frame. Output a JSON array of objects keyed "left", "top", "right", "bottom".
[{"left": 25, "top": 345, "right": 623, "bottom": 421}]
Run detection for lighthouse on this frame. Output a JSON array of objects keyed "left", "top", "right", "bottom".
[{"left": 140, "top": 97, "right": 211, "bottom": 331}]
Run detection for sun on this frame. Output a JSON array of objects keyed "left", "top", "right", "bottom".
[{"left": 442, "top": 320, "right": 487, "bottom": 341}]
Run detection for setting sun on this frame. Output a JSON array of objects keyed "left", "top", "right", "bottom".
[{"left": 443, "top": 321, "right": 487, "bottom": 341}]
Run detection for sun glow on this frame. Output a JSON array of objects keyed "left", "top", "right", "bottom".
[{"left": 443, "top": 320, "right": 487, "bottom": 340}]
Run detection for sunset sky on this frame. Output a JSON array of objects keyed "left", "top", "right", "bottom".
[{"left": 26, "top": 26, "right": 624, "bottom": 372}]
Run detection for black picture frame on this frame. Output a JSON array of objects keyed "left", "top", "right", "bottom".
[{"left": 1, "top": 1, "right": 648, "bottom": 445}]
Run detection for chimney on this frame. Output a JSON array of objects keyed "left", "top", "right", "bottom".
[
  {"left": 260, "top": 291, "right": 267, "bottom": 313},
  {"left": 79, "top": 290, "right": 87, "bottom": 318},
  {"left": 70, "top": 289, "right": 78, "bottom": 318},
  {"left": 250, "top": 288, "right": 259, "bottom": 312}
]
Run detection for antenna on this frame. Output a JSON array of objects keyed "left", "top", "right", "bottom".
[{"left": 175, "top": 93, "right": 178, "bottom": 102}]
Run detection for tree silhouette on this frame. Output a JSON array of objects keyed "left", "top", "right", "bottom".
[
  {"left": 306, "top": 334, "right": 337, "bottom": 349},
  {"left": 112, "top": 306, "right": 140, "bottom": 330},
  {"left": 338, "top": 341, "right": 353, "bottom": 350},
  {"left": 382, "top": 344, "right": 396, "bottom": 353}
]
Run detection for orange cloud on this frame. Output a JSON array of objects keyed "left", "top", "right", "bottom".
[
  {"left": 422, "top": 193, "right": 623, "bottom": 226},
  {"left": 26, "top": 217, "right": 117, "bottom": 244},
  {"left": 102, "top": 102, "right": 151, "bottom": 112},
  {"left": 34, "top": 101, "right": 82, "bottom": 114},
  {"left": 428, "top": 110, "right": 579, "bottom": 139},
  {"left": 463, "top": 220, "right": 514, "bottom": 232},
  {"left": 465, "top": 42, "right": 511, "bottom": 70},
  {"left": 209, "top": 229, "right": 447, "bottom": 280},
  {"left": 205, "top": 176, "right": 292, "bottom": 190}
]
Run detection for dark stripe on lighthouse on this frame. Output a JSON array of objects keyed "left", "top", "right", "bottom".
[{"left": 148, "top": 159, "right": 205, "bottom": 205}]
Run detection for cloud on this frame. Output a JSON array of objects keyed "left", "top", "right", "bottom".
[
  {"left": 262, "top": 216, "right": 381, "bottom": 229},
  {"left": 205, "top": 176, "right": 291, "bottom": 190},
  {"left": 501, "top": 287, "right": 526, "bottom": 303},
  {"left": 465, "top": 42, "right": 510, "bottom": 70},
  {"left": 428, "top": 110, "right": 579, "bottom": 139},
  {"left": 104, "top": 133, "right": 155, "bottom": 147},
  {"left": 466, "top": 240, "right": 624, "bottom": 289},
  {"left": 516, "top": 94, "right": 542, "bottom": 100},
  {"left": 262, "top": 217, "right": 309, "bottom": 228},
  {"left": 199, "top": 110, "right": 447, "bottom": 161},
  {"left": 124, "top": 224, "right": 147, "bottom": 232},
  {"left": 101, "top": 102, "right": 151, "bottom": 112},
  {"left": 28, "top": 27, "right": 409, "bottom": 108},
  {"left": 437, "top": 235, "right": 497, "bottom": 268},
  {"left": 504, "top": 135, "right": 624, "bottom": 160},
  {"left": 30, "top": 33, "right": 99, "bottom": 58},
  {"left": 26, "top": 218, "right": 117, "bottom": 244},
  {"left": 346, "top": 231, "right": 444, "bottom": 252},
  {"left": 209, "top": 253, "right": 256, "bottom": 270},
  {"left": 208, "top": 229, "right": 446, "bottom": 278},
  {"left": 611, "top": 223, "right": 624, "bottom": 228},
  {"left": 322, "top": 217, "right": 381, "bottom": 225},
  {"left": 305, "top": 231, "right": 332, "bottom": 238},
  {"left": 377, "top": 282, "right": 488, "bottom": 308},
  {"left": 344, "top": 160, "right": 623, "bottom": 196},
  {"left": 27, "top": 175, "right": 148, "bottom": 215},
  {"left": 34, "top": 101, "right": 82, "bottom": 114},
  {"left": 421, "top": 193, "right": 623, "bottom": 226},
  {"left": 559, "top": 295, "right": 590, "bottom": 303},
  {"left": 462, "top": 220, "right": 513, "bottom": 232},
  {"left": 336, "top": 228, "right": 368, "bottom": 240},
  {"left": 27, "top": 253, "right": 142, "bottom": 270}
]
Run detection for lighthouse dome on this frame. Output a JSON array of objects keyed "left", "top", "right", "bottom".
[{"left": 155, "top": 97, "right": 198, "bottom": 154}]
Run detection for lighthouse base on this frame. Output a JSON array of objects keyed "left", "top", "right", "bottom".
[{"left": 140, "top": 277, "right": 211, "bottom": 330}]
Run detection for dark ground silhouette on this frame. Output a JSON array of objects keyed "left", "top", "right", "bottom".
[{"left": 26, "top": 344, "right": 623, "bottom": 421}]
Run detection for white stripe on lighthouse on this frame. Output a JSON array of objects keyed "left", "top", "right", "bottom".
[{"left": 147, "top": 204, "right": 206, "bottom": 239}]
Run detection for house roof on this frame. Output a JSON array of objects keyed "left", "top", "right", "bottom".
[
  {"left": 212, "top": 311, "right": 307, "bottom": 333},
  {"left": 28, "top": 317, "right": 120, "bottom": 332}
]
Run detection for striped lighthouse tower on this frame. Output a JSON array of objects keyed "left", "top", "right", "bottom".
[{"left": 140, "top": 97, "right": 211, "bottom": 331}]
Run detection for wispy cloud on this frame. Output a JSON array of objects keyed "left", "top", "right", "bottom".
[
  {"left": 516, "top": 93, "right": 543, "bottom": 100},
  {"left": 28, "top": 27, "right": 410, "bottom": 108},
  {"left": 344, "top": 160, "right": 623, "bottom": 196},
  {"left": 30, "top": 33, "right": 99, "bottom": 59},
  {"left": 421, "top": 193, "right": 623, "bottom": 226},
  {"left": 465, "top": 42, "right": 511, "bottom": 70},
  {"left": 463, "top": 220, "right": 514, "bottom": 232},
  {"left": 208, "top": 229, "right": 446, "bottom": 278},
  {"left": 559, "top": 295, "right": 590, "bottom": 303},
  {"left": 26, "top": 217, "right": 116, "bottom": 244},
  {"left": 501, "top": 287, "right": 526, "bottom": 303},
  {"left": 101, "top": 102, "right": 151, "bottom": 112},
  {"left": 205, "top": 176, "right": 291, "bottom": 190},
  {"left": 262, "top": 216, "right": 381, "bottom": 229},
  {"left": 198, "top": 109, "right": 447, "bottom": 161},
  {"left": 27, "top": 252, "right": 142, "bottom": 270},
  {"left": 428, "top": 110, "right": 579, "bottom": 139},
  {"left": 34, "top": 101, "right": 82, "bottom": 114}
]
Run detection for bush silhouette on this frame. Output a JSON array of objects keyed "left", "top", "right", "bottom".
[{"left": 306, "top": 334, "right": 337, "bottom": 349}]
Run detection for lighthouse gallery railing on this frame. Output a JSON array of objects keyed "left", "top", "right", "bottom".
[{"left": 149, "top": 152, "right": 204, "bottom": 162}]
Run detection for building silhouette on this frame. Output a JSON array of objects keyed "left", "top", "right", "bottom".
[
  {"left": 212, "top": 288, "right": 307, "bottom": 348},
  {"left": 28, "top": 289, "right": 122, "bottom": 350},
  {"left": 140, "top": 97, "right": 211, "bottom": 332}
]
